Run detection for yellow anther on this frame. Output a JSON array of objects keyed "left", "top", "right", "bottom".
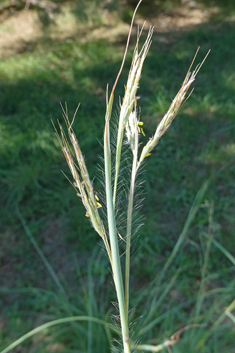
[
  {"left": 141, "top": 128, "right": 145, "bottom": 136},
  {"left": 96, "top": 202, "right": 102, "bottom": 208},
  {"left": 146, "top": 153, "right": 151, "bottom": 157},
  {"left": 95, "top": 194, "right": 99, "bottom": 201},
  {"left": 85, "top": 212, "right": 90, "bottom": 217},
  {"left": 138, "top": 121, "right": 144, "bottom": 126}
]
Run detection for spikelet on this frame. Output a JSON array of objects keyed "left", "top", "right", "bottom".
[
  {"left": 125, "top": 109, "right": 145, "bottom": 154},
  {"left": 137, "top": 48, "right": 210, "bottom": 169},
  {"left": 119, "top": 26, "right": 154, "bottom": 132},
  {"left": 53, "top": 107, "right": 112, "bottom": 262}
]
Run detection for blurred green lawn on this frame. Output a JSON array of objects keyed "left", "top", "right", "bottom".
[{"left": 0, "top": 1, "right": 235, "bottom": 352}]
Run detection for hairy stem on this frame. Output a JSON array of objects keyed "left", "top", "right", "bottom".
[
  {"left": 104, "top": 96, "right": 130, "bottom": 353},
  {"left": 125, "top": 104, "right": 138, "bottom": 317},
  {"left": 113, "top": 128, "right": 124, "bottom": 207}
]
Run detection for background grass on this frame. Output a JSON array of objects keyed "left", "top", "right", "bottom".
[{"left": 0, "top": 0, "right": 235, "bottom": 352}]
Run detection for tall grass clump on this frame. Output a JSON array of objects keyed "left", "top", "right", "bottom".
[{"left": 1, "top": 1, "right": 214, "bottom": 353}]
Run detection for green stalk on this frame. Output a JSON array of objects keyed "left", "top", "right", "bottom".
[
  {"left": 113, "top": 128, "right": 124, "bottom": 207},
  {"left": 104, "top": 96, "right": 130, "bottom": 353},
  {"left": 125, "top": 106, "right": 138, "bottom": 317}
]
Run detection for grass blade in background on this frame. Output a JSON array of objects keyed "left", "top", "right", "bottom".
[
  {"left": 0, "top": 316, "right": 118, "bottom": 353},
  {"left": 16, "top": 207, "right": 67, "bottom": 299}
]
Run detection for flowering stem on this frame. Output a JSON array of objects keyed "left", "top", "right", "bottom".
[
  {"left": 104, "top": 95, "right": 131, "bottom": 353},
  {"left": 125, "top": 103, "right": 138, "bottom": 317}
]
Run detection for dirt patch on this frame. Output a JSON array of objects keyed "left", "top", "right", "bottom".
[
  {"left": 136, "top": 6, "right": 211, "bottom": 32},
  {"left": 0, "top": 9, "right": 42, "bottom": 57},
  {"left": 0, "top": 3, "right": 221, "bottom": 58}
]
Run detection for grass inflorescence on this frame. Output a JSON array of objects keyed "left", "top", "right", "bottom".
[{"left": 45, "top": 4, "right": 209, "bottom": 352}]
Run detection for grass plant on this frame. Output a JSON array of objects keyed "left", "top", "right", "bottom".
[
  {"left": 53, "top": 18, "right": 207, "bottom": 353},
  {"left": 1, "top": 1, "right": 235, "bottom": 352},
  {"left": 36, "top": 2, "right": 209, "bottom": 352}
]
